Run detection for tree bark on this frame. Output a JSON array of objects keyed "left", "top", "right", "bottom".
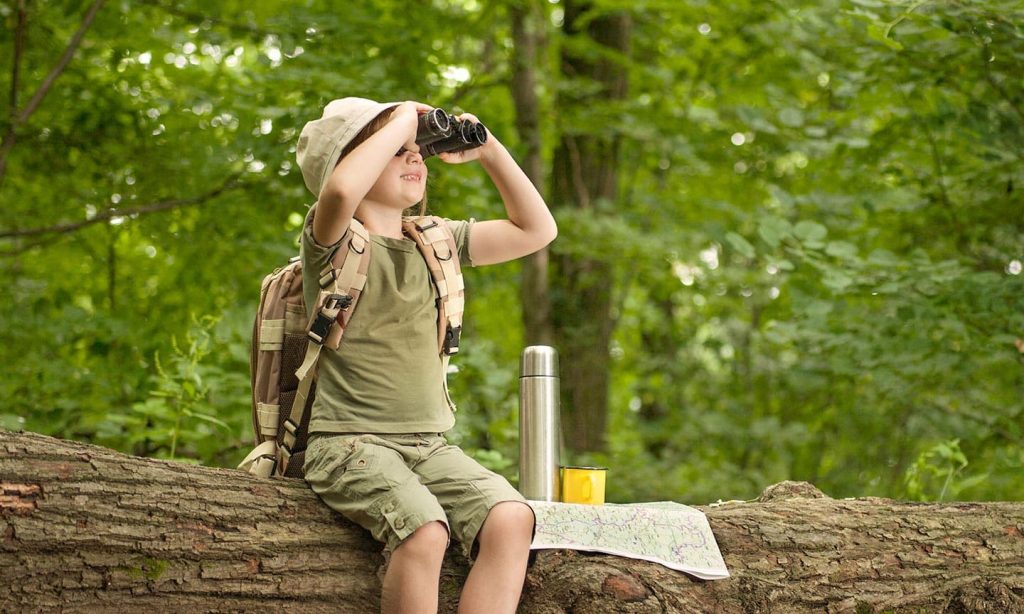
[
  {"left": 550, "top": 2, "right": 632, "bottom": 453},
  {"left": 3, "top": 430, "right": 1023, "bottom": 613}
]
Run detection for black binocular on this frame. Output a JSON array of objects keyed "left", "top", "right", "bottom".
[{"left": 415, "top": 109, "right": 488, "bottom": 158}]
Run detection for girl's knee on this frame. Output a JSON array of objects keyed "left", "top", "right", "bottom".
[
  {"left": 396, "top": 520, "right": 449, "bottom": 561},
  {"left": 481, "top": 502, "right": 535, "bottom": 544}
]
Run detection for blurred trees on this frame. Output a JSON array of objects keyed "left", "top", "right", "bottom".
[
  {"left": 548, "top": 0, "right": 631, "bottom": 452},
  {"left": 0, "top": 0, "right": 1021, "bottom": 503}
]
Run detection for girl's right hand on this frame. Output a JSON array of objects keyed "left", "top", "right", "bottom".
[{"left": 394, "top": 101, "right": 433, "bottom": 152}]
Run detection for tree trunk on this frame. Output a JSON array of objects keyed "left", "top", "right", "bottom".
[
  {"left": 550, "top": 2, "right": 632, "bottom": 453},
  {"left": 3, "top": 430, "right": 1023, "bottom": 613},
  {"left": 510, "top": 2, "right": 554, "bottom": 347}
]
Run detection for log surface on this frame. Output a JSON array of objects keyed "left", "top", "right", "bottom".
[{"left": 2, "top": 429, "right": 1023, "bottom": 613}]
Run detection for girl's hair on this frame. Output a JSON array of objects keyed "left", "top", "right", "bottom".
[{"left": 338, "top": 106, "right": 428, "bottom": 217}]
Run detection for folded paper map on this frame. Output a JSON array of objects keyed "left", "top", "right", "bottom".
[{"left": 527, "top": 500, "right": 730, "bottom": 580}]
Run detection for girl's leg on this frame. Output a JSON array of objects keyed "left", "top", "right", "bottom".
[
  {"left": 381, "top": 520, "right": 450, "bottom": 614},
  {"left": 458, "top": 502, "right": 535, "bottom": 614},
  {"left": 304, "top": 435, "right": 449, "bottom": 614}
]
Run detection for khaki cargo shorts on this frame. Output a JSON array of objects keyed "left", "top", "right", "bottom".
[{"left": 303, "top": 432, "right": 532, "bottom": 559}]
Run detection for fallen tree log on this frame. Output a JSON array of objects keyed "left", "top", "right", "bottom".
[{"left": 2, "top": 429, "right": 1023, "bottom": 613}]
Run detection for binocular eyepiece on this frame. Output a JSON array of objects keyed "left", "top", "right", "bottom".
[{"left": 415, "top": 109, "right": 488, "bottom": 158}]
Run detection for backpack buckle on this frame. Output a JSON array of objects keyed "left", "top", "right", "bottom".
[
  {"left": 308, "top": 294, "right": 352, "bottom": 344},
  {"left": 308, "top": 312, "right": 334, "bottom": 344},
  {"left": 261, "top": 456, "right": 278, "bottom": 477},
  {"left": 280, "top": 420, "right": 300, "bottom": 455},
  {"left": 324, "top": 293, "right": 353, "bottom": 312},
  {"left": 443, "top": 324, "right": 462, "bottom": 356},
  {"left": 318, "top": 268, "right": 336, "bottom": 288}
]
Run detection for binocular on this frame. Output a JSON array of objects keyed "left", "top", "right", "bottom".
[{"left": 415, "top": 109, "right": 488, "bottom": 158}]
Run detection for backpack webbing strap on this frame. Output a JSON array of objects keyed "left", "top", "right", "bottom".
[
  {"left": 238, "top": 440, "right": 278, "bottom": 478},
  {"left": 278, "top": 292, "right": 349, "bottom": 475},
  {"left": 294, "top": 219, "right": 370, "bottom": 382},
  {"left": 280, "top": 218, "right": 371, "bottom": 476},
  {"left": 256, "top": 402, "right": 279, "bottom": 438},
  {"left": 323, "top": 220, "right": 371, "bottom": 348},
  {"left": 402, "top": 216, "right": 466, "bottom": 413}
]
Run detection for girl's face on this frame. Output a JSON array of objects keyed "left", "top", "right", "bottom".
[{"left": 364, "top": 148, "right": 427, "bottom": 209}]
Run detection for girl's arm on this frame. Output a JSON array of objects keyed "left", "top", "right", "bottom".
[
  {"left": 440, "top": 115, "right": 558, "bottom": 266},
  {"left": 312, "top": 101, "right": 429, "bottom": 246}
]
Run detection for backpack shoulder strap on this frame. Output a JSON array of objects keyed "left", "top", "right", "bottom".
[
  {"left": 402, "top": 215, "right": 466, "bottom": 412},
  {"left": 280, "top": 212, "right": 372, "bottom": 474},
  {"left": 402, "top": 215, "right": 466, "bottom": 354},
  {"left": 294, "top": 212, "right": 371, "bottom": 377}
]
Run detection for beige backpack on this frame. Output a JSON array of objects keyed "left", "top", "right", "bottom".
[{"left": 237, "top": 212, "right": 465, "bottom": 478}]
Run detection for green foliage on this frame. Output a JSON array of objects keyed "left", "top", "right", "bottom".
[
  {"left": 904, "top": 439, "right": 989, "bottom": 502},
  {"left": 446, "top": 336, "right": 523, "bottom": 482},
  {"left": 105, "top": 315, "right": 247, "bottom": 463},
  {"left": 1, "top": 0, "right": 1021, "bottom": 504}
]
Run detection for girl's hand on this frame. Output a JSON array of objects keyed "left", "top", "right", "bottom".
[
  {"left": 437, "top": 113, "right": 497, "bottom": 164},
  {"left": 395, "top": 100, "right": 434, "bottom": 117},
  {"left": 394, "top": 101, "right": 434, "bottom": 152}
]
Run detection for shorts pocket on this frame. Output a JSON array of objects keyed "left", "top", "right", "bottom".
[
  {"left": 305, "top": 436, "right": 365, "bottom": 483},
  {"left": 329, "top": 441, "right": 399, "bottom": 501},
  {"left": 324, "top": 436, "right": 377, "bottom": 473}
]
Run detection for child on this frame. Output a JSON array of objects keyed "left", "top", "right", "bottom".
[{"left": 294, "top": 97, "right": 557, "bottom": 614}]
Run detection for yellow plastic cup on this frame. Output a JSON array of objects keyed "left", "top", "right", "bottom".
[{"left": 560, "top": 466, "right": 607, "bottom": 505}]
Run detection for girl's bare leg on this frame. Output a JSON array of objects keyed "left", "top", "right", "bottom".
[
  {"left": 381, "top": 521, "right": 449, "bottom": 614},
  {"left": 458, "top": 502, "right": 535, "bottom": 614}
]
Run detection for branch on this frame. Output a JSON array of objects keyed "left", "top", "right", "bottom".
[
  {"left": 137, "top": 0, "right": 349, "bottom": 40},
  {"left": 0, "top": 234, "right": 69, "bottom": 257},
  {"left": 882, "top": 0, "right": 933, "bottom": 40},
  {"left": 136, "top": 0, "right": 275, "bottom": 38},
  {"left": 0, "top": 172, "right": 245, "bottom": 241},
  {"left": 0, "top": 0, "right": 107, "bottom": 185},
  {"left": 9, "top": 0, "right": 28, "bottom": 119},
  {"left": 16, "top": 0, "right": 106, "bottom": 125}
]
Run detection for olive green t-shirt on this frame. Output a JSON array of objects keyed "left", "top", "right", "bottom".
[{"left": 300, "top": 212, "right": 473, "bottom": 434}]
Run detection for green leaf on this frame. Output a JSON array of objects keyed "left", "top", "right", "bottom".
[
  {"left": 794, "top": 221, "right": 828, "bottom": 243},
  {"left": 188, "top": 412, "right": 230, "bottom": 429},
  {"left": 822, "top": 271, "right": 854, "bottom": 292},
  {"left": 867, "top": 249, "right": 900, "bottom": 266},
  {"left": 867, "top": 22, "right": 904, "bottom": 50},
  {"left": 758, "top": 217, "right": 793, "bottom": 248},
  {"left": 0, "top": 414, "right": 26, "bottom": 431},
  {"left": 825, "top": 241, "right": 859, "bottom": 260},
  {"left": 725, "top": 232, "right": 756, "bottom": 258},
  {"left": 778, "top": 108, "right": 804, "bottom": 128}
]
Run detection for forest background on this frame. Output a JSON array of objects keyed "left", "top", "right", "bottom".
[{"left": 1, "top": 0, "right": 1021, "bottom": 505}]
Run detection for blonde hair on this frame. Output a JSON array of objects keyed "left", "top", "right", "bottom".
[{"left": 338, "top": 106, "right": 428, "bottom": 217}]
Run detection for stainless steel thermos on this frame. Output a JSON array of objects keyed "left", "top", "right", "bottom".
[{"left": 519, "top": 345, "right": 561, "bottom": 501}]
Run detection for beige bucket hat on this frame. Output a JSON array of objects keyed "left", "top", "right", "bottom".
[{"left": 295, "top": 97, "right": 401, "bottom": 199}]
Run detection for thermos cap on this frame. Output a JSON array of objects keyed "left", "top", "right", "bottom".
[{"left": 520, "top": 345, "right": 559, "bottom": 378}]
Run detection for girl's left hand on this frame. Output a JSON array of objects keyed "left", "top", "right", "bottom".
[{"left": 437, "top": 113, "right": 496, "bottom": 164}]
